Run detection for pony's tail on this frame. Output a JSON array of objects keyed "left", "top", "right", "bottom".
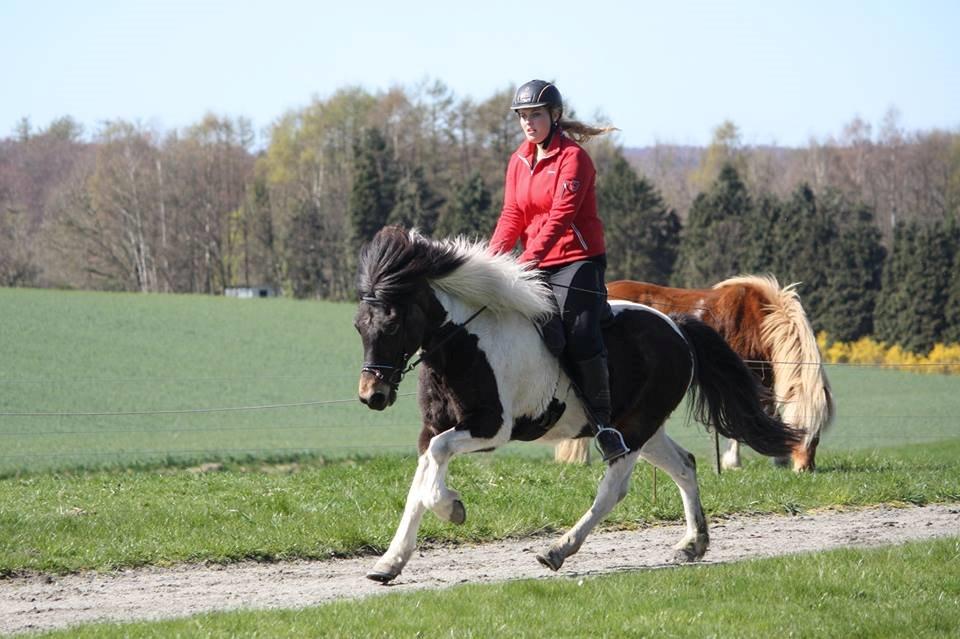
[
  {"left": 677, "top": 315, "right": 803, "bottom": 457},
  {"left": 757, "top": 279, "right": 836, "bottom": 448},
  {"left": 554, "top": 438, "right": 590, "bottom": 464}
]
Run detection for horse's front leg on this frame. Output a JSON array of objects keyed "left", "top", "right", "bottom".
[
  {"left": 537, "top": 449, "right": 641, "bottom": 571},
  {"left": 367, "top": 454, "right": 430, "bottom": 582},
  {"left": 368, "top": 424, "right": 508, "bottom": 583},
  {"left": 420, "top": 425, "right": 509, "bottom": 522}
]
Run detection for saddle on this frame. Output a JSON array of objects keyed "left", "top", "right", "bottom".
[
  {"left": 523, "top": 301, "right": 617, "bottom": 444},
  {"left": 535, "top": 301, "right": 614, "bottom": 360}
]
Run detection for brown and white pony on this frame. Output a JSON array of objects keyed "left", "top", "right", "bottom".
[
  {"left": 355, "top": 227, "right": 800, "bottom": 582},
  {"left": 555, "top": 276, "right": 834, "bottom": 472}
]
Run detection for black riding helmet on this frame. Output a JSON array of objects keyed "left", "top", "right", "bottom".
[
  {"left": 511, "top": 80, "right": 563, "bottom": 115},
  {"left": 512, "top": 80, "right": 563, "bottom": 148}
]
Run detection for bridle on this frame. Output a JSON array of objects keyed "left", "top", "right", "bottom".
[
  {"left": 359, "top": 294, "right": 410, "bottom": 390},
  {"left": 359, "top": 293, "right": 487, "bottom": 391}
]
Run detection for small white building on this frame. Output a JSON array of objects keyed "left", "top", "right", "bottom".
[{"left": 224, "top": 286, "right": 280, "bottom": 299}]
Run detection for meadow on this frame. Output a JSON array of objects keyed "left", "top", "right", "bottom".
[{"left": 2, "top": 287, "right": 958, "bottom": 475}]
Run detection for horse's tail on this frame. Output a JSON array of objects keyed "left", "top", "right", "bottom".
[
  {"left": 677, "top": 314, "right": 804, "bottom": 458},
  {"left": 719, "top": 275, "right": 836, "bottom": 449},
  {"left": 554, "top": 438, "right": 590, "bottom": 464}
]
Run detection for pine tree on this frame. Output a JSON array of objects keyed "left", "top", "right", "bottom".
[
  {"left": 875, "top": 221, "right": 915, "bottom": 346},
  {"left": 435, "top": 172, "right": 494, "bottom": 239},
  {"left": 769, "top": 184, "right": 835, "bottom": 332},
  {"left": 599, "top": 153, "right": 679, "bottom": 283},
  {"left": 908, "top": 222, "right": 953, "bottom": 352},
  {"left": 942, "top": 222, "right": 960, "bottom": 343},
  {"left": 820, "top": 198, "right": 885, "bottom": 341},
  {"left": 873, "top": 220, "right": 952, "bottom": 352},
  {"left": 675, "top": 162, "right": 751, "bottom": 287},
  {"left": 739, "top": 193, "right": 782, "bottom": 275},
  {"left": 349, "top": 127, "right": 396, "bottom": 249},
  {"left": 387, "top": 165, "right": 442, "bottom": 236}
]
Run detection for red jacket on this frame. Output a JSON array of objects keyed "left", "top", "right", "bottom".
[{"left": 489, "top": 129, "right": 606, "bottom": 268}]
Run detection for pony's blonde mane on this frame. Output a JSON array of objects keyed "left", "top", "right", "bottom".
[
  {"left": 716, "top": 274, "right": 835, "bottom": 445},
  {"left": 425, "top": 233, "right": 556, "bottom": 322}
]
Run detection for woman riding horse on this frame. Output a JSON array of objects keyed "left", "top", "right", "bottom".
[{"left": 355, "top": 226, "right": 800, "bottom": 582}]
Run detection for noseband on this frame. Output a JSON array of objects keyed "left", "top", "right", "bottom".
[{"left": 359, "top": 293, "right": 487, "bottom": 391}]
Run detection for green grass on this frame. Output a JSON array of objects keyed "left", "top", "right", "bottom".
[
  {"left": 34, "top": 537, "right": 960, "bottom": 638},
  {"left": 2, "top": 440, "right": 959, "bottom": 575},
  {"left": 2, "top": 287, "right": 959, "bottom": 474},
  {"left": 0, "top": 287, "right": 426, "bottom": 474}
]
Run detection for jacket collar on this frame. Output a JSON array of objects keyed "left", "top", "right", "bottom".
[{"left": 516, "top": 127, "right": 564, "bottom": 163}]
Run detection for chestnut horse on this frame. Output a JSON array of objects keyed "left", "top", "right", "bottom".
[
  {"left": 355, "top": 227, "right": 799, "bottom": 582},
  {"left": 555, "top": 276, "right": 834, "bottom": 471}
]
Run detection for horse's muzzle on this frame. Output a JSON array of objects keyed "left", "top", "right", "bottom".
[{"left": 358, "top": 372, "right": 397, "bottom": 410}]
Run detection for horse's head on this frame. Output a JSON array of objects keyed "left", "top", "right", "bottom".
[{"left": 354, "top": 291, "right": 429, "bottom": 410}]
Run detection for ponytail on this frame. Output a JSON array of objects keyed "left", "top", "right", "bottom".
[{"left": 559, "top": 118, "right": 619, "bottom": 144}]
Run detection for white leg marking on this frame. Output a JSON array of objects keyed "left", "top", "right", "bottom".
[
  {"left": 538, "top": 450, "right": 642, "bottom": 570},
  {"left": 721, "top": 439, "right": 742, "bottom": 470},
  {"left": 370, "top": 454, "right": 430, "bottom": 579},
  {"left": 372, "top": 426, "right": 510, "bottom": 580},
  {"left": 639, "top": 428, "right": 709, "bottom": 561}
]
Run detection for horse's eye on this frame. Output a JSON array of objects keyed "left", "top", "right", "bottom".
[{"left": 384, "top": 321, "right": 400, "bottom": 335}]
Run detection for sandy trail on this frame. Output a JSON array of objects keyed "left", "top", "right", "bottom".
[{"left": 2, "top": 503, "right": 958, "bottom": 635}]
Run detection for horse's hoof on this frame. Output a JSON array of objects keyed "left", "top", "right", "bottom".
[
  {"left": 366, "top": 570, "right": 399, "bottom": 583},
  {"left": 673, "top": 538, "right": 708, "bottom": 563},
  {"left": 720, "top": 454, "right": 742, "bottom": 470},
  {"left": 536, "top": 548, "right": 564, "bottom": 572},
  {"left": 673, "top": 547, "right": 699, "bottom": 563},
  {"left": 449, "top": 499, "right": 466, "bottom": 525}
]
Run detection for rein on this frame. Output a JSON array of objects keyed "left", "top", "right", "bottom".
[{"left": 361, "top": 295, "right": 487, "bottom": 390}]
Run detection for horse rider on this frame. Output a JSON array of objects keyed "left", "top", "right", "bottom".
[{"left": 488, "top": 79, "right": 629, "bottom": 462}]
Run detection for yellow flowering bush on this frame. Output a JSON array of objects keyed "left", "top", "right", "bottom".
[
  {"left": 924, "top": 343, "right": 960, "bottom": 374},
  {"left": 819, "top": 334, "right": 960, "bottom": 375}
]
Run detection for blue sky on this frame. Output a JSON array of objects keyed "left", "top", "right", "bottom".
[{"left": 3, "top": 0, "right": 957, "bottom": 148}]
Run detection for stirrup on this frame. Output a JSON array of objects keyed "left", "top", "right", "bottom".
[{"left": 595, "top": 426, "right": 629, "bottom": 463}]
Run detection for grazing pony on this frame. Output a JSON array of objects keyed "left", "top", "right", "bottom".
[
  {"left": 556, "top": 277, "right": 834, "bottom": 472},
  {"left": 355, "top": 227, "right": 800, "bottom": 582}
]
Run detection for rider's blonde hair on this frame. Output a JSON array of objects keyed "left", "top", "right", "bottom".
[{"left": 548, "top": 106, "right": 617, "bottom": 144}]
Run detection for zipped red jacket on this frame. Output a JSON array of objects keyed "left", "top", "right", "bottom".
[{"left": 489, "top": 129, "right": 605, "bottom": 269}]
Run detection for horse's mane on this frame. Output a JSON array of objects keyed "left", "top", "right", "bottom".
[{"left": 358, "top": 226, "right": 555, "bottom": 321}]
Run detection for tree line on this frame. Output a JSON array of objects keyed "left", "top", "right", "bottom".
[{"left": 2, "top": 81, "right": 958, "bottom": 352}]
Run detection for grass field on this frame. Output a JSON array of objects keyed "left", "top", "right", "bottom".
[
  {"left": 33, "top": 537, "right": 960, "bottom": 638},
  {"left": 2, "top": 287, "right": 959, "bottom": 475}
]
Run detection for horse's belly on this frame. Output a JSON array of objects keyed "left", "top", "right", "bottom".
[{"left": 529, "top": 384, "right": 588, "bottom": 442}]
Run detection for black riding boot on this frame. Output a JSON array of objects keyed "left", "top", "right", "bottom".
[{"left": 574, "top": 352, "right": 630, "bottom": 462}]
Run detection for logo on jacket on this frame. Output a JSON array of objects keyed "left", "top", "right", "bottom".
[{"left": 563, "top": 179, "right": 581, "bottom": 193}]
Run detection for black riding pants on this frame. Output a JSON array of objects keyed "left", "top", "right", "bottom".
[{"left": 541, "top": 255, "right": 608, "bottom": 362}]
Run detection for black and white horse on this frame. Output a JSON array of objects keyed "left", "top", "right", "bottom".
[{"left": 355, "top": 226, "right": 799, "bottom": 582}]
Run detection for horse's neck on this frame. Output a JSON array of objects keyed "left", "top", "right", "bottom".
[{"left": 429, "top": 287, "right": 484, "bottom": 328}]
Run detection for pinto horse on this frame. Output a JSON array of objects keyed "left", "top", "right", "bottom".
[{"left": 355, "top": 227, "right": 800, "bottom": 582}]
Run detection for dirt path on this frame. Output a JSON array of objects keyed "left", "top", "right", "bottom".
[{"left": 2, "top": 503, "right": 958, "bottom": 635}]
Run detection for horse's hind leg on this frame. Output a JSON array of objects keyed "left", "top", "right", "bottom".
[
  {"left": 537, "top": 450, "right": 641, "bottom": 571},
  {"left": 721, "top": 439, "right": 742, "bottom": 470},
  {"left": 639, "top": 428, "right": 709, "bottom": 562}
]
